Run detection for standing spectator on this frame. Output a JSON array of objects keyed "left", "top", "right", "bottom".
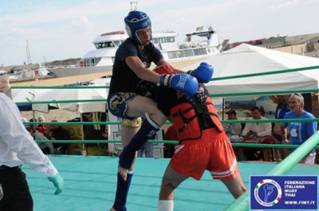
[
  {"left": 282, "top": 93, "right": 317, "bottom": 165},
  {"left": 271, "top": 95, "right": 290, "bottom": 138},
  {"left": 271, "top": 95, "right": 290, "bottom": 160},
  {"left": 271, "top": 95, "right": 290, "bottom": 119}
]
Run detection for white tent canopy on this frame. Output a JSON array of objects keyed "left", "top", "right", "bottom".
[
  {"left": 184, "top": 44, "right": 319, "bottom": 95},
  {"left": 34, "top": 85, "right": 108, "bottom": 113},
  {"left": 12, "top": 84, "right": 108, "bottom": 113}
]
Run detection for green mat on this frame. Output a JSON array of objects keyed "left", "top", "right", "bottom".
[{"left": 23, "top": 155, "right": 319, "bottom": 211}]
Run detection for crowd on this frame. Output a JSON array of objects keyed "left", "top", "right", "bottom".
[
  {"left": 23, "top": 113, "right": 109, "bottom": 156},
  {"left": 223, "top": 94, "right": 318, "bottom": 165}
]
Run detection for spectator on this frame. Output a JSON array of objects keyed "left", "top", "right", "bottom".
[
  {"left": 223, "top": 109, "right": 245, "bottom": 160},
  {"left": 223, "top": 109, "right": 242, "bottom": 142},
  {"left": 241, "top": 106, "right": 274, "bottom": 161},
  {"left": 82, "top": 112, "right": 108, "bottom": 155},
  {"left": 282, "top": 93, "right": 317, "bottom": 165},
  {"left": 271, "top": 95, "right": 290, "bottom": 160},
  {"left": 242, "top": 107, "right": 272, "bottom": 138},
  {"left": 27, "top": 126, "right": 54, "bottom": 154},
  {"left": 46, "top": 120, "right": 71, "bottom": 154},
  {"left": 271, "top": 95, "right": 290, "bottom": 119},
  {"left": 35, "top": 115, "right": 48, "bottom": 135},
  {"left": 271, "top": 95, "right": 290, "bottom": 138}
]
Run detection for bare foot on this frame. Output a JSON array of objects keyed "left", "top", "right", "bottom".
[
  {"left": 109, "top": 208, "right": 116, "bottom": 211},
  {"left": 118, "top": 165, "right": 129, "bottom": 181}
]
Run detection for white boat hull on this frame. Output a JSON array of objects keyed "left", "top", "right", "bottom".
[
  {"left": 49, "top": 54, "right": 211, "bottom": 77},
  {"left": 49, "top": 65, "right": 112, "bottom": 77}
]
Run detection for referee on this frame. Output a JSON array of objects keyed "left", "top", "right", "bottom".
[{"left": 0, "top": 76, "right": 63, "bottom": 211}]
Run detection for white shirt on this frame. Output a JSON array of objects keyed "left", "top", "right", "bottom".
[
  {"left": 242, "top": 116, "right": 272, "bottom": 137},
  {"left": 0, "top": 93, "right": 57, "bottom": 176}
]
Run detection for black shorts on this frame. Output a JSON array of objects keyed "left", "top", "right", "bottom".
[
  {"left": 107, "top": 92, "right": 137, "bottom": 119},
  {"left": 0, "top": 166, "right": 33, "bottom": 211}
]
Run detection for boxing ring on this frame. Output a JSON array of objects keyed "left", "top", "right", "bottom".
[
  {"left": 13, "top": 63, "right": 319, "bottom": 210},
  {"left": 24, "top": 156, "right": 318, "bottom": 211}
]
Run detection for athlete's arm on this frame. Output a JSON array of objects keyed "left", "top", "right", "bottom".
[
  {"left": 157, "top": 59, "right": 184, "bottom": 73},
  {"left": 126, "top": 56, "right": 160, "bottom": 83}
]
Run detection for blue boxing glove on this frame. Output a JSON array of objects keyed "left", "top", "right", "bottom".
[
  {"left": 188, "top": 62, "right": 214, "bottom": 83},
  {"left": 159, "top": 74, "right": 198, "bottom": 96},
  {"left": 48, "top": 173, "right": 64, "bottom": 195}
]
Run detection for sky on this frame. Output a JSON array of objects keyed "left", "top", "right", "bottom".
[{"left": 1, "top": 0, "right": 319, "bottom": 66}]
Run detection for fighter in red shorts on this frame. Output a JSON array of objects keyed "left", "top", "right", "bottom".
[
  {"left": 157, "top": 84, "right": 247, "bottom": 211},
  {"left": 118, "top": 63, "right": 247, "bottom": 211}
]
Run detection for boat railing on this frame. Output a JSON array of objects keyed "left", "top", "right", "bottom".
[{"left": 166, "top": 47, "right": 210, "bottom": 59}]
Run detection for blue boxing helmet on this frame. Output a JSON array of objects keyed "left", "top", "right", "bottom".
[{"left": 124, "top": 10, "right": 152, "bottom": 44}]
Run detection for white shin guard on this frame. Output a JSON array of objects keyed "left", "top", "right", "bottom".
[{"left": 157, "top": 200, "right": 174, "bottom": 211}]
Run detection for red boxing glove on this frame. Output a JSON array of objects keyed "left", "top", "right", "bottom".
[{"left": 153, "top": 64, "right": 176, "bottom": 75}]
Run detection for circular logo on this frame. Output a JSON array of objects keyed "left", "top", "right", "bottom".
[{"left": 254, "top": 179, "right": 282, "bottom": 207}]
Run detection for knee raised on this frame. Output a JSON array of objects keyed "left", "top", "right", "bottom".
[{"left": 122, "top": 118, "right": 142, "bottom": 128}]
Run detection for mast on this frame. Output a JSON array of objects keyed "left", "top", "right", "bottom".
[
  {"left": 26, "top": 40, "right": 32, "bottom": 65},
  {"left": 130, "top": 1, "right": 138, "bottom": 10}
]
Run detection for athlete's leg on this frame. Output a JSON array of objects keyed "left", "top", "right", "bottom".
[
  {"left": 221, "top": 176, "right": 247, "bottom": 199},
  {"left": 108, "top": 94, "right": 166, "bottom": 211},
  {"left": 158, "top": 164, "right": 188, "bottom": 211},
  {"left": 118, "top": 95, "right": 167, "bottom": 180}
]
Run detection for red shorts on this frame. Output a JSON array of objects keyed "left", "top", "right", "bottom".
[{"left": 170, "top": 128, "right": 239, "bottom": 180}]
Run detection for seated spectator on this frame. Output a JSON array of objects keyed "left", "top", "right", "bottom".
[
  {"left": 241, "top": 106, "right": 275, "bottom": 161},
  {"left": 242, "top": 106, "right": 272, "bottom": 138},
  {"left": 30, "top": 127, "right": 54, "bottom": 154},
  {"left": 82, "top": 112, "right": 108, "bottom": 155},
  {"left": 223, "top": 109, "right": 245, "bottom": 160},
  {"left": 82, "top": 113, "right": 107, "bottom": 141},
  {"left": 35, "top": 115, "right": 48, "bottom": 135},
  {"left": 25, "top": 119, "right": 54, "bottom": 154},
  {"left": 223, "top": 109, "right": 242, "bottom": 142},
  {"left": 46, "top": 120, "right": 71, "bottom": 154}
]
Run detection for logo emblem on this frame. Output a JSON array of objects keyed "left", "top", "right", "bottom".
[{"left": 254, "top": 179, "right": 282, "bottom": 207}]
